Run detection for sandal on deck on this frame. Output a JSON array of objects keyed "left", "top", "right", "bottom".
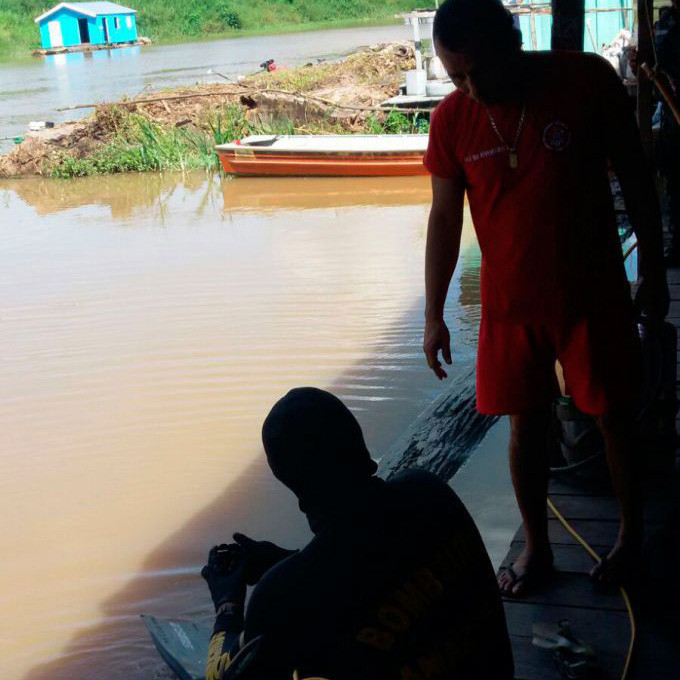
[{"left": 497, "top": 563, "right": 554, "bottom": 597}]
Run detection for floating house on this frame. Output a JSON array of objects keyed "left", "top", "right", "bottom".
[
  {"left": 34, "top": 2, "right": 138, "bottom": 50},
  {"left": 508, "top": 0, "right": 634, "bottom": 52}
]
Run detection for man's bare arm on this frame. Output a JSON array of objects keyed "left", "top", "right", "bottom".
[
  {"left": 423, "top": 174, "right": 465, "bottom": 379},
  {"left": 600, "top": 59, "right": 669, "bottom": 319}
]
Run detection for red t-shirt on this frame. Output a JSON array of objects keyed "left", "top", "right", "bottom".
[{"left": 424, "top": 51, "right": 633, "bottom": 323}]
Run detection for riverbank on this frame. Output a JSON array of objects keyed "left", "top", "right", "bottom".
[
  {"left": 0, "top": 41, "right": 425, "bottom": 178},
  {"left": 0, "top": 1, "right": 417, "bottom": 57}
]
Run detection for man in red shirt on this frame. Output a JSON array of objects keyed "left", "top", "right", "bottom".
[{"left": 423, "top": 0, "right": 669, "bottom": 595}]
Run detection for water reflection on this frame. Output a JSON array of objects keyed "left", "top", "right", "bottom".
[
  {"left": 221, "top": 176, "right": 433, "bottom": 212},
  {"left": 458, "top": 246, "right": 482, "bottom": 328},
  {"left": 1, "top": 174, "right": 435, "bottom": 218},
  {"left": 1, "top": 172, "right": 210, "bottom": 219}
]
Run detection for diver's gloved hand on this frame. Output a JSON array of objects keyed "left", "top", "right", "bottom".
[
  {"left": 201, "top": 543, "right": 247, "bottom": 611},
  {"left": 233, "top": 533, "right": 298, "bottom": 585}
]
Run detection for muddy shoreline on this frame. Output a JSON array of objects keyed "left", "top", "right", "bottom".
[{"left": 0, "top": 41, "right": 417, "bottom": 178}]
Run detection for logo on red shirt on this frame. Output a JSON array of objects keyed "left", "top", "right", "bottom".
[{"left": 542, "top": 121, "right": 571, "bottom": 152}]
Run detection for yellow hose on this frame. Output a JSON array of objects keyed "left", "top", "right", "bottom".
[{"left": 547, "top": 498, "right": 637, "bottom": 680}]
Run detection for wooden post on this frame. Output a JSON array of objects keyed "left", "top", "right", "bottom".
[
  {"left": 530, "top": 12, "right": 538, "bottom": 51},
  {"left": 551, "top": 0, "right": 585, "bottom": 51},
  {"left": 637, "top": 0, "right": 654, "bottom": 159}
]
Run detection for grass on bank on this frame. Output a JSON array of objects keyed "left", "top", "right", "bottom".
[
  {"left": 47, "top": 106, "right": 429, "bottom": 178},
  {"left": 0, "top": 0, "right": 420, "bottom": 56}
]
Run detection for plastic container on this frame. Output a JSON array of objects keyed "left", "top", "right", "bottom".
[
  {"left": 427, "top": 56, "right": 448, "bottom": 80},
  {"left": 405, "top": 69, "right": 427, "bottom": 96},
  {"left": 426, "top": 80, "right": 455, "bottom": 97}
]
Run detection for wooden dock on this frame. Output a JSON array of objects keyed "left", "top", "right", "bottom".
[
  {"left": 32, "top": 38, "right": 151, "bottom": 57},
  {"left": 501, "top": 267, "right": 680, "bottom": 680}
]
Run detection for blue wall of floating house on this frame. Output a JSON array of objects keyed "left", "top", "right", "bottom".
[
  {"left": 38, "top": 7, "right": 137, "bottom": 49},
  {"left": 513, "top": 0, "right": 633, "bottom": 52}
]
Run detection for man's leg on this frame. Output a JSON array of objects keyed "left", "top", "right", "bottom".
[
  {"left": 498, "top": 407, "right": 554, "bottom": 596},
  {"left": 590, "top": 412, "right": 643, "bottom": 584}
]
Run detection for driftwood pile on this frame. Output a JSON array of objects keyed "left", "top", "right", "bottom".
[{"left": 0, "top": 42, "right": 416, "bottom": 178}]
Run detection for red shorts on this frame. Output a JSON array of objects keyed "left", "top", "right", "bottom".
[{"left": 476, "top": 312, "right": 641, "bottom": 416}]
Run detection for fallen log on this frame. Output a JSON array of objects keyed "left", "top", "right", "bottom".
[{"left": 378, "top": 367, "right": 499, "bottom": 481}]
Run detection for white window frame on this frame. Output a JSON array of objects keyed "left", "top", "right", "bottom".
[
  {"left": 126, "top": 16, "right": 132, "bottom": 29},
  {"left": 114, "top": 17, "right": 120, "bottom": 29}
]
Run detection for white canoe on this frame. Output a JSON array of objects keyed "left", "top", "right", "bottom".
[{"left": 216, "top": 134, "right": 429, "bottom": 177}]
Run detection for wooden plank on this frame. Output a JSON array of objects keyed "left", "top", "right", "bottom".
[
  {"left": 503, "top": 542, "right": 597, "bottom": 575},
  {"left": 506, "top": 602, "right": 679, "bottom": 680},
  {"left": 507, "top": 599, "right": 680, "bottom": 679},
  {"left": 529, "top": 13, "right": 538, "bottom": 51},
  {"left": 548, "top": 494, "right": 670, "bottom": 522},
  {"left": 547, "top": 494, "right": 619, "bottom": 520},
  {"left": 510, "top": 634, "right": 564, "bottom": 680},
  {"left": 548, "top": 475, "right": 611, "bottom": 496},
  {"left": 504, "top": 601, "right": 630, "bottom": 659},
  {"left": 512, "top": 518, "right": 620, "bottom": 547},
  {"left": 501, "top": 572, "right": 626, "bottom": 611},
  {"left": 510, "top": 634, "right": 622, "bottom": 680}
]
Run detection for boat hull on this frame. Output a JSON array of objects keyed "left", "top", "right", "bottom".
[{"left": 217, "top": 150, "right": 428, "bottom": 177}]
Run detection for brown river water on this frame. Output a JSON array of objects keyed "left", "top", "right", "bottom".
[{"left": 0, "top": 172, "right": 482, "bottom": 680}]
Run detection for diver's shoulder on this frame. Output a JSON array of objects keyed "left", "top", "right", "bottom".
[
  {"left": 248, "top": 544, "right": 313, "bottom": 615},
  {"left": 387, "top": 468, "right": 459, "bottom": 500}
]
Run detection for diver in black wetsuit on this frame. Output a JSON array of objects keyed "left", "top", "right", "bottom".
[{"left": 201, "top": 387, "right": 514, "bottom": 680}]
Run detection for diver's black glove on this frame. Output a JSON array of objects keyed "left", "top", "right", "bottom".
[
  {"left": 233, "top": 533, "right": 298, "bottom": 585},
  {"left": 201, "top": 543, "right": 247, "bottom": 611}
]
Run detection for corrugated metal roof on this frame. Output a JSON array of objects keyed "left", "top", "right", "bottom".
[
  {"left": 34, "top": 2, "right": 136, "bottom": 23},
  {"left": 70, "top": 2, "right": 136, "bottom": 14}
]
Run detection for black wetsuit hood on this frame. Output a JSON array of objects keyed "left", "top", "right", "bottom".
[{"left": 262, "top": 387, "right": 379, "bottom": 506}]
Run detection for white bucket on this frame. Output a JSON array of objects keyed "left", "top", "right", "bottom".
[
  {"left": 425, "top": 80, "right": 455, "bottom": 97},
  {"left": 405, "top": 69, "right": 427, "bottom": 96},
  {"left": 427, "top": 56, "right": 448, "bottom": 80}
]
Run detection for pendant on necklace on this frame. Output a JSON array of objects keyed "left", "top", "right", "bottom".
[{"left": 509, "top": 151, "right": 518, "bottom": 169}]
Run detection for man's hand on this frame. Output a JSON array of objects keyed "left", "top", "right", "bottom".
[
  {"left": 424, "top": 317, "right": 452, "bottom": 380},
  {"left": 635, "top": 272, "right": 670, "bottom": 323},
  {"left": 201, "top": 544, "right": 247, "bottom": 611},
  {"left": 232, "top": 533, "right": 297, "bottom": 586}
]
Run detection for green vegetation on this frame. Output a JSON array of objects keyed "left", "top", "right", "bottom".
[
  {"left": 365, "top": 110, "right": 429, "bottom": 135},
  {"left": 48, "top": 105, "right": 258, "bottom": 177},
  {"left": 0, "top": 0, "right": 420, "bottom": 56},
  {"left": 46, "top": 104, "right": 428, "bottom": 178}
]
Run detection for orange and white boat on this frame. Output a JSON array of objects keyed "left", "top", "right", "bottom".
[{"left": 215, "top": 134, "right": 429, "bottom": 177}]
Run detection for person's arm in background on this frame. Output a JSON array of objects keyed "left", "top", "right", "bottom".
[
  {"left": 423, "top": 174, "right": 465, "bottom": 379},
  {"left": 596, "top": 56, "right": 669, "bottom": 320}
]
